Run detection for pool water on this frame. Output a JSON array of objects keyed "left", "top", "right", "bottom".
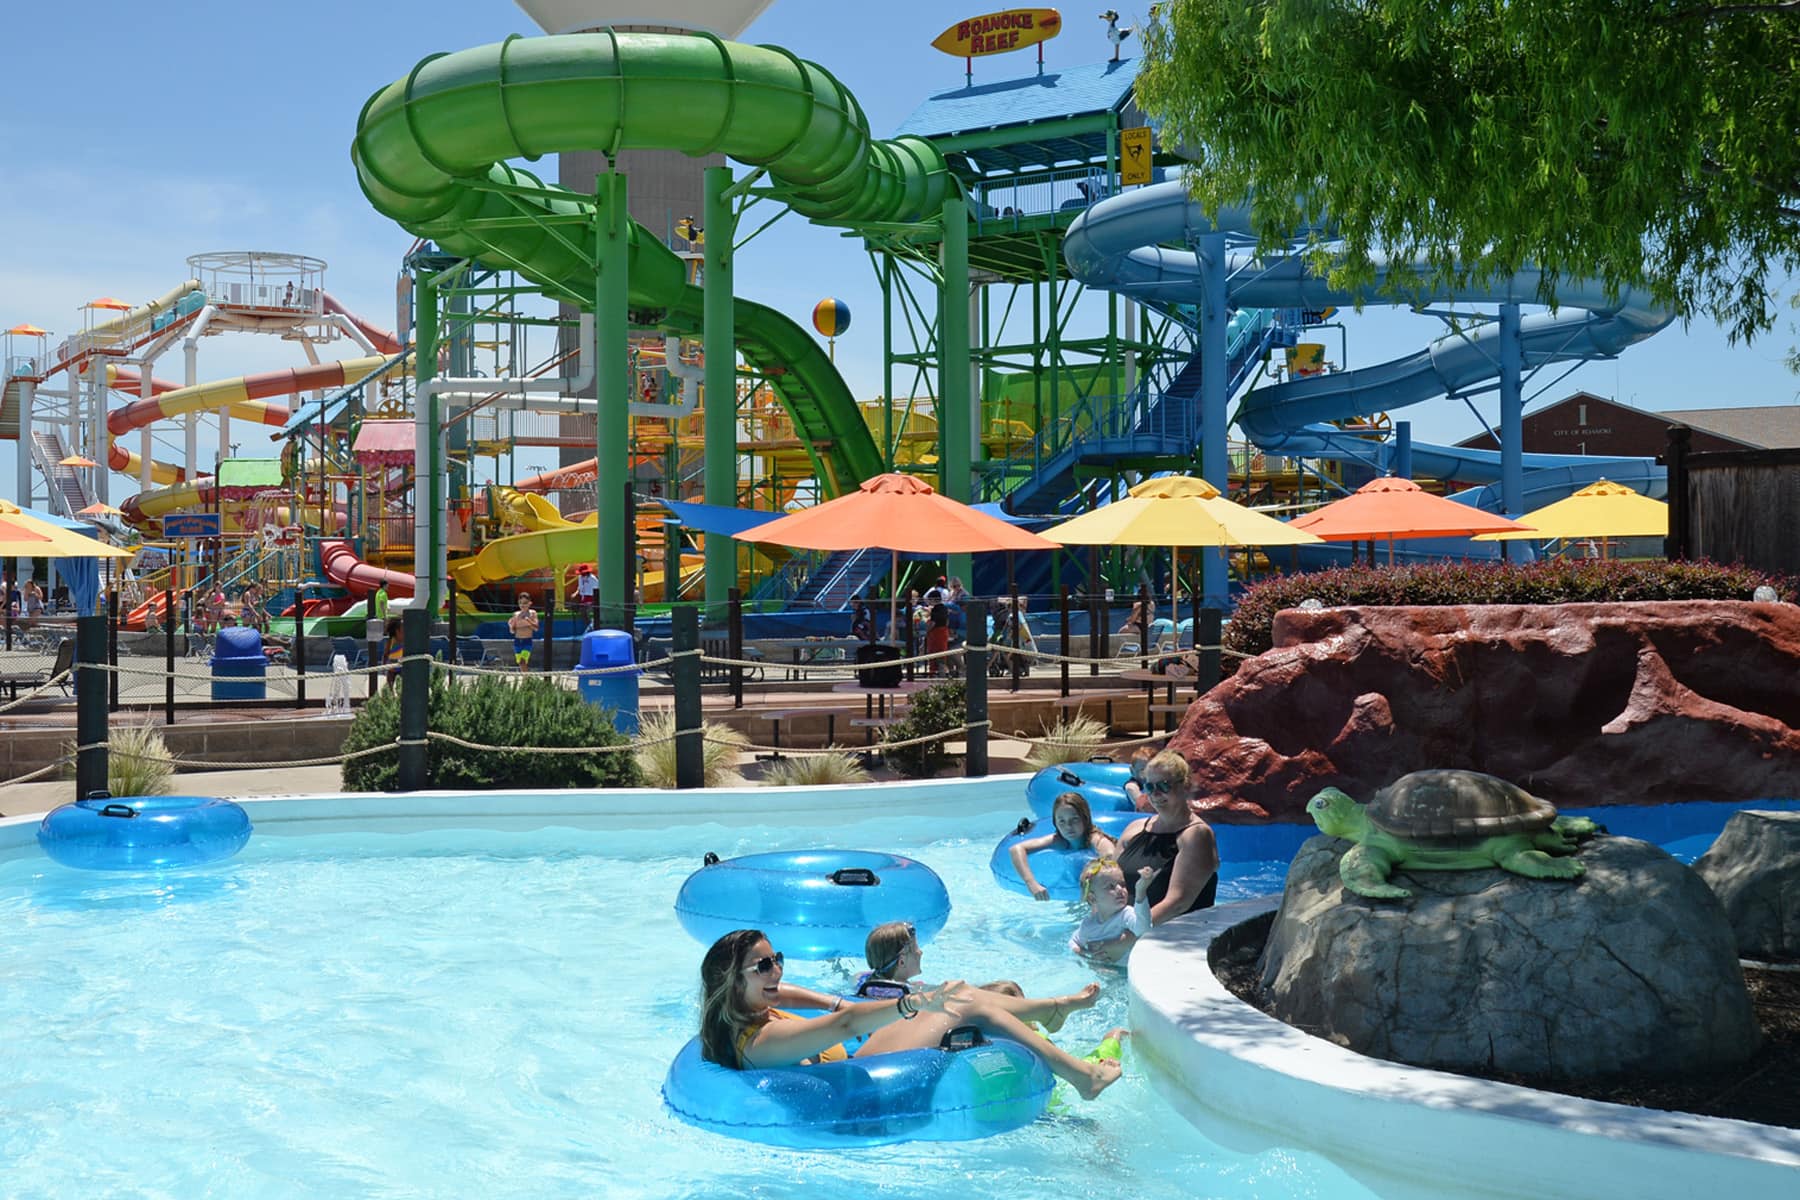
[{"left": 0, "top": 813, "right": 1380, "bottom": 1200}]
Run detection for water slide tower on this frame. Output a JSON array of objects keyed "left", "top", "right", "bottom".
[{"left": 510, "top": 3, "right": 777, "bottom": 474}]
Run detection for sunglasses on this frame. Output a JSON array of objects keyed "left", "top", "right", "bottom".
[
  {"left": 1144, "top": 779, "right": 1176, "bottom": 795},
  {"left": 741, "top": 952, "right": 785, "bottom": 976}
]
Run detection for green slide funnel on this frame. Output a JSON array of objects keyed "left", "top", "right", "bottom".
[{"left": 352, "top": 31, "right": 955, "bottom": 494}]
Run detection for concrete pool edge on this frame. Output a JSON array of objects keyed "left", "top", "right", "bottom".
[
  {"left": 1129, "top": 897, "right": 1800, "bottom": 1200},
  {"left": 0, "top": 774, "right": 1036, "bottom": 859}
]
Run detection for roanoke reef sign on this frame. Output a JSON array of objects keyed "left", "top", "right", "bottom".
[{"left": 932, "top": 9, "right": 1062, "bottom": 58}]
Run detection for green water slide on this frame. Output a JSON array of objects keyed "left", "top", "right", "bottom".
[{"left": 352, "top": 30, "right": 954, "bottom": 496}]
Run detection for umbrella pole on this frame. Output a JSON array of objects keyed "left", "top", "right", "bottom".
[{"left": 888, "top": 552, "right": 898, "bottom": 644}]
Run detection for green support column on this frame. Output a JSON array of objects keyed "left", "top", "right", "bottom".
[
  {"left": 703, "top": 166, "right": 736, "bottom": 619},
  {"left": 595, "top": 171, "right": 632, "bottom": 610},
  {"left": 938, "top": 194, "right": 972, "bottom": 584},
  {"left": 415, "top": 273, "right": 442, "bottom": 616}
]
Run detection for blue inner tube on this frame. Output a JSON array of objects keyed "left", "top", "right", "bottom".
[
  {"left": 675, "top": 849, "right": 951, "bottom": 959},
  {"left": 37, "top": 795, "right": 252, "bottom": 871},
  {"left": 1025, "top": 762, "right": 1137, "bottom": 818},
  {"left": 989, "top": 810, "right": 1139, "bottom": 900},
  {"left": 661, "top": 1033, "right": 1053, "bottom": 1148}
]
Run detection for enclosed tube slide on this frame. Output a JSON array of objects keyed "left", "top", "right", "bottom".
[
  {"left": 352, "top": 31, "right": 955, "bottom": 495},
  {"left": 1063, "top": 181, "right": 1672, "bottom": 494},
  {"left": 320, "top": 538, "right": 415, "bottom": 600}
]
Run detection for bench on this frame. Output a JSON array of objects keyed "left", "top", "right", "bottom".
[{"left": 754, "top": 706, "right": 857, "bottom": 757}]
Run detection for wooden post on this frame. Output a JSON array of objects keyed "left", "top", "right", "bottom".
[
  {"left": 672, "top": 605, "right": 703, "bottom": 788},
  {"left": 1663, "top": 424, "right": 1692, "bottom": 561},
  {"left": 1058, "top": 584, "right": 1071, "bottom": 698},
  {"left": 728, "top": 587, "right": 744, "bottom": 709},
  {"left": 164, "top": 587, "right": 176, "bottom": 726},
  {"left": 397, "top": 608, "right": 429, "bottom": 791},
  {"left": 75, "top": 615, "right": 108, "bottom": 801}
]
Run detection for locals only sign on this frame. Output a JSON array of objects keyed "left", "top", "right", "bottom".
[{"left": 932, "top": 9, "right": 1063, "bottom": 58}]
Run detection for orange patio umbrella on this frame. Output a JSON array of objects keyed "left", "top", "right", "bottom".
[
  {"left": 59, "top": 454, "right": 99, "bottom": 469},
  {"left": 737, "top": 473, "right": 1054, "bottom": 633},
  {"left": 6, "top": 323, "right": 49, "bottom": 337},
  {"left": 1289, "top": 476, "right": 1533, "bottom": 564}
]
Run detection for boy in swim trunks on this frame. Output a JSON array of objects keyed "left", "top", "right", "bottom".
[{"left": 508, "top": 594, "right": 539, "bottom": 670}]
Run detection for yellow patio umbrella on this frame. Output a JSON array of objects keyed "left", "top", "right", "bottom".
[
  {"left": 59, "top": 454, "right": 99, "bottom": 469},
  {"left": 1040, "top": 475, "right": 1323, "bottom": 549},
  {"left": 1473, "top": 479, "right": 1667, "bottom": 558},
  {"left": 1041, "top": 476, "right": 1322, "bottom": 655},
  {"left": 0, "top": 500, "right": 132, "bottom": 559}
]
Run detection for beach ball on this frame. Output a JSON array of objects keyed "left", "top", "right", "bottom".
[{"left": 812, "top": 298, "right": 851, "bottom": 338}]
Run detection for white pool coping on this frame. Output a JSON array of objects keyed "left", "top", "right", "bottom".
[
  {"left": 7, "top": 780, "right": 1798, "bottom": 1196},
  {"left": 0, "top": 775, "right": 1032, "bottom": 861},
  {"left": 1130, "top": 897, "right": 1800, "bottom": 1200}
]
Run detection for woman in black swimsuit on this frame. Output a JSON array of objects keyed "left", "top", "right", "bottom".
[{"left": 1114, "top": 750, "right": 1219, "bottom": 924}]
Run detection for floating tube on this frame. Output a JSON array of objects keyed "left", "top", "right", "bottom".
[
  {"left": 1025, "top": 762, "right": 1137, "bottom": 819},
  {"left": 989, "top": 810, "right": 1140, "bottom": 901},
  {"left": 661, "top": 1031, "right": 1054, "bottom": 1148},
  {"left": 675, "top": 850, "right": 951, "bottom": 959},
  {"left": 37, "top": 795, "right": 252, "bottom": 871}
]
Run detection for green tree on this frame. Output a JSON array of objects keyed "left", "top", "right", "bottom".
[{"left": 1138, "top": 1, "right": 1800, "bottom": 355}]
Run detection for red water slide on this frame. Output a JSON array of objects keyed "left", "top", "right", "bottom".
[
  {"left": 322, "top": 293, "right": 403, "bottom": 356},
  {"left": 320, "top": 538, "right": 415, "bottom": 600}
]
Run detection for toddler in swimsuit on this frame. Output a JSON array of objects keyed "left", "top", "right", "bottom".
[{"left": 1069, "top": 859, "right": 1153, "bottom": 962}]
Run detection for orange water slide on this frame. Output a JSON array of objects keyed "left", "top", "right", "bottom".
[{"left": 322, "top": 293, "right": 403, "bottom": 356}]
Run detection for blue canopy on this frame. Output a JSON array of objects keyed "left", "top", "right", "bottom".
[{"left": 651, "top": 496, "right": 781, "bottom": 539}]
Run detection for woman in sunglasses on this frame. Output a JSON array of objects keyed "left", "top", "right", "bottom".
[
  {"left": 698, "top": 929, "right": 1121, "bottom": 1100},
  {"left": 1114, "top": 750, "right": 1219, "bottom": 924}
]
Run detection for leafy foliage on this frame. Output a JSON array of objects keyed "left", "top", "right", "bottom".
[
  {"left": 1137, "top": 2, "right": 1800, "bottom": 350},
  {"left": 633, "top": 709, "right": 746, "bottom": 789},
  {"left": 1225, "top": 559, "right": 1797, "bottom": 667},
  {"left": 761, "top": 748, "right": 872, "bottom": 788},
  {"left": 882, "top": 679, "right": 967, "bottom": 778},
  {"left": 1023, "top": 715, "right": 1110, "bottom": 771},
  {"left": 340, "top": 674, "right": 643, "bottom": 791}
]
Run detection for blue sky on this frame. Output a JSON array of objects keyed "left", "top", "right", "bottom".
[{"left": 2, "top": 0, "right": 1794, "bottom": 504}]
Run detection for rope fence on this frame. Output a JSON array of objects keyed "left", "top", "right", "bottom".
[{"left": 10, "top": 608, "right": 1207, "bottom": 798}]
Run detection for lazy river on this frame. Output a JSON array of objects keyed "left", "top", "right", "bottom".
[{"left": 0, "top": 781, "right": 1788, "bottom": 1197}]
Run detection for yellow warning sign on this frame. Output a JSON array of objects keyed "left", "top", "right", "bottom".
[{"left": 1119, "top": 126, "right": 1153, "bottom": 186}]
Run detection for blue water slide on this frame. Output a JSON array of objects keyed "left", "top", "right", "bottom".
[{"left": 1063, "top": 180, "right": 1673, "bottom": 496}]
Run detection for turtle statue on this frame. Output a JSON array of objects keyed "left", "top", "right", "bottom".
[{"left": 1306, "top": 769, "right": 1601, "bottom": 901}]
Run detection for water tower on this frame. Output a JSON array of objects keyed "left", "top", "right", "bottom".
[{"left": 510, "top": 3, "right": 775, "bottom": 473}]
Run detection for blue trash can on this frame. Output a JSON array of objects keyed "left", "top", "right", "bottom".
[
  {"left": 211, "top": 625, "right": 267, "bottom": 701},
  {"left": 575, "top": 629, "right": 639, "bottom": 733}
]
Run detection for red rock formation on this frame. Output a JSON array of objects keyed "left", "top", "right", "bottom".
[{"left": 1170, "top": 601, "right": 1800, "bottom": 822}]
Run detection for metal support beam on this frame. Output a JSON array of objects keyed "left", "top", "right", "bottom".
[
  {"left": 1498, "top": 302, "right": 1524, "bottom": 516},
  {"left": 1197, "top": 232, "right": 1230, "bottom": 607},
  {"left": 939, "top": 194, "right": 972, "bottom": 584},
  {"left": 413, "top": 274, "right": 442, "bottom": 616},
  {"left": 703, "top": 166, "right": 736, "bottom": 619},
  {"left": 595, "top": 171, "right": 632, "bottom": 609}
]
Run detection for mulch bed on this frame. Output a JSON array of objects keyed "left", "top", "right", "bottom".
[{"left": 1212, "top": 934, "right": 1800, "bottom": 1129}]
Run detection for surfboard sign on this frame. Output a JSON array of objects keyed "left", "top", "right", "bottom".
[{"left": 931, "top": 9, "right": 1062, "bottom": 59}]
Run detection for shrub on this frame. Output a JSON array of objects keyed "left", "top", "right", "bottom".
[
  {"left": 762, "top": 748, "right": 872, "bottom": 788},
  {"left": 1023, "top": 715, "right": 1110, "bottom": 771},
  {"left": 1224, "top": 558, "right": 1797, "bottom": 670},
  {"left": 77, "top": 722, "right": 175, "bottom": 796},
  {"left": 340, "top": 674, "right": 642, "bottom": 791},
  {"left": 634, "top": 709, "right": 747, "bottom": 788},
  {"left": 882, "top": 679, "right": 966, "bottom": 778}
]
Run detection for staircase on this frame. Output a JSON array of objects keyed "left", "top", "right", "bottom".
[
  {"left": 29, "top": 429, "right": 93, "bottom": 518},
  {"left": 793, "top": 548, "right": 886, "bottom": 611}
]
